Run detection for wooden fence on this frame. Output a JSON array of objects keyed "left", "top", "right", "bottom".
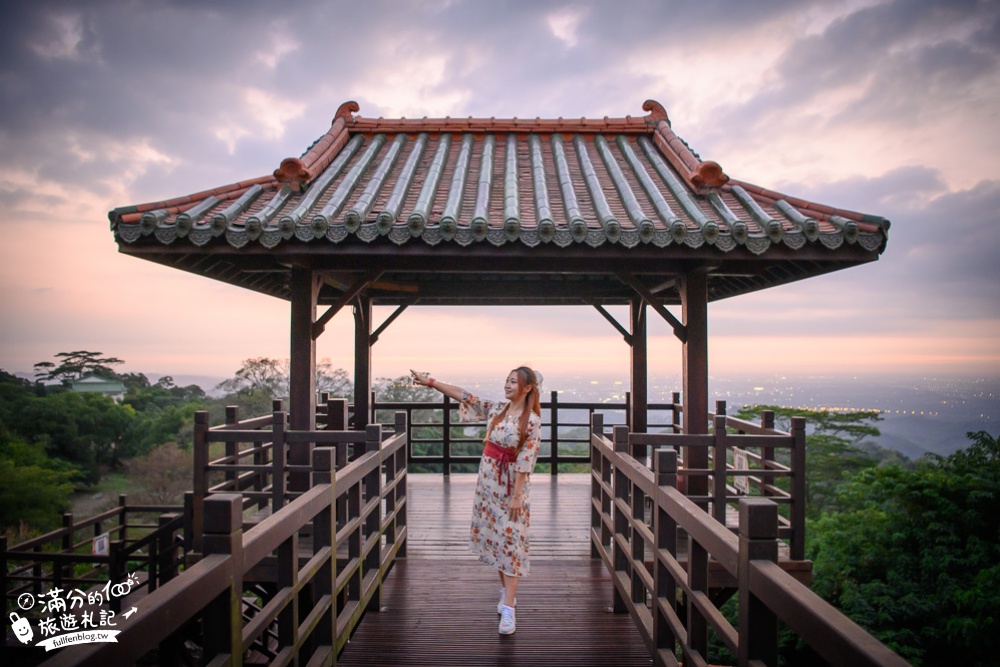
[
  {"left": 371, "top": 390, "right": 682, "bottom": 474},
  {"left": 590, "top": 413, "right": 909, "bottom": 667},
  {"left": 41, "top": 413, "right": 408, "bottom": 667}
]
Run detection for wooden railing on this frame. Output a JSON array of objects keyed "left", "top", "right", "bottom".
[
  {"left": 372, "top": 389, "right": 682, "bottom": 474},
  {"left": 590, "top": 413, "right": 909, "bottom": 667},
  {"left": 42, "top": 413, "right": 409, "bottom": 667},
  {"left": 2, "top": 497, "right": 184, "bottom": 614}
]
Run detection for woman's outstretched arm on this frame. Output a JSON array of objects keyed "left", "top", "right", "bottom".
[{"left": 410, "top": 370, "right": 463, "bottom": 402}]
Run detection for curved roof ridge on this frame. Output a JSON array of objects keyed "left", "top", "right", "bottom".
[
  {"left": 651, "top": 119, "right": 728, "bottom": 193},
  {"left": 272, "top": 101, "right": 358, "bottom": 184},
  {"left": 108, "top": 175, "right": 275, "bottom": 227},
  {"left": 727, "top": 179, "right": 889, "bottom": 233},
  {"left": 345, "top": 100, "right": 662, "bottom": 135}
]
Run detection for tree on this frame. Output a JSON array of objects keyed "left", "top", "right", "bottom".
[
  {"left": 215, "top": 357, "right": 352, "bottom": 402},
  {"left": 0, "top": 429, "right": 76, "bottom": 535},
  {"left": 216, "top": 357, "right": 288, "bottom": 397},
  {"left": 2, "top": 388, "right": 136, "bottom": 484},
  {"left": 123, "top": 443, "right": 192, "bottom": 504},
  {"left": 804, "top": 431, "right": 1000, "bottom": 666},
  {"left": 33, "top": 350, "right": 124, "bottom": 385},
  {"left": 317, "top": 360, "right": 352, "bottom": 397}
]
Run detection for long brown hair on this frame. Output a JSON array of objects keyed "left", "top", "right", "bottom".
[{"left": 485, "top": 367, "right": 541, "bottom": 455}]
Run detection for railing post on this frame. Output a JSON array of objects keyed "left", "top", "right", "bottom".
[
  {"left": 192, "top": 411, "right": 209, "bottom": 553},
  {"left": 549, "top": 389, "right": 559, "bottom": 475},
  {"left": 761, "top": 410, "right": 775, "bottom": 498},
  {"left": 1, "top": 536, "right": 9, "bottom": 630},
  {"left": 442, "top": 394, "right": 452, "bottom": 476},
  {"left": 392, "top": 411, "right": 409, "bottom": 558},
  {"left": 272, "top": 410, "right": 287, "bottom": 512},
  {"left": 612, "top": 425, "right": 629, "bottom": 613},
  {"left": 202, "top": 494, "right": 244, "bottom": 667},
  {"left": 108, "top": 540, "right": 124, "bottom": 613},
  {"left": 156, "top": 514, "right": 177, "bottom": 588},
  {"left": 790, "top": 416, "right": 807, "bottom": 560},
  {"left": 671, "top": 391, "right": 682, "bottom": 433},
  {"left": 590, "top": 413, "right": 604, "bottom": 559},
  {"left": 738, "top": 498, "right": 779, "bottom": 667},
  {"left": 713, "top": 415, "right": 729, "bottom": 525},
  {"left": 61, "top": 512, "right": 74, "bottom": 583},
  {"left": 328, "top": 397, "right": 349, "bottom": 473},
  {"left": 312, "top": 448, "right": 336, "bottom": 649},
  {"left": 630, "top": 450, "right": 645, "bottom": 607},
  {"left": 118, "top": 494, "right": 128, "bottom": 546},
  {"left": 225, "top": 406, "right": 240, "bottom": 491},
  {"left": 364, "top": 424, "right": 383, "bottom": 611},
  {"left": 624, "top": 391, "right": 631, "bottom": 432},
  {"left": 653, "top": 449, "right": 678, "bottom": 665}
]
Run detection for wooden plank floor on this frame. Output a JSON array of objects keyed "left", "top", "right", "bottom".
[
  {"left": 338, "top": 473, "right": 653, "bottom": 666},
  {"left": 337, "top": 559, "right": 652, "bottom": 666},
  {"left": 404, "top": 473, "right": 593, "bottom": 559}
]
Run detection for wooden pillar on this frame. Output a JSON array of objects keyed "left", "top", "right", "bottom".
[
  {"left": 353, "top": 294, "right": 372, "bottom": 430},
  {"left": 629, "top": 297, "right": 648, "bottom": 440},
  {"left": 290, "top": 268, "right": 318, "bottom": 431},
  {"left": 681, "top": 272, "right": 709, "bottom": 498}
]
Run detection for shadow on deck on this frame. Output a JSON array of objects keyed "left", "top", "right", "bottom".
[{"left": 338, "top": 474, "right": 652, "bottom": 666}]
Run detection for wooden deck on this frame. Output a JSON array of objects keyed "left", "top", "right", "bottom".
[
  {"left": 338, "top": 473, "right": 652, "bottom": 666},
  {"left": 336, "top": 559, "right": 652, "bottom": 666},
  {"left": 404, "top": 473, "right": 593, "bottom": 559}
]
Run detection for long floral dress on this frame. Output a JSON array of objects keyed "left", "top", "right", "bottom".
[{"left": 460, "top": 390, "right": 542, "bottom": 577}]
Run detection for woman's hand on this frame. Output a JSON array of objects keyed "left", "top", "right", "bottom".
[
  {"left": 509, "top": 493, "right": 524, "bottom": 520},
  {"left": 410, "top": 369, "right": 431, "bottom": 386}
]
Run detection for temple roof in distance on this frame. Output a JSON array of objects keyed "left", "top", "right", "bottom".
[{"left": 108, "top": 100, "right": 890, "bottom": 306}]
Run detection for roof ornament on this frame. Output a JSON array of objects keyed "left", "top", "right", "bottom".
[
  {"left": 642, "top": 99, "right": 670, "bottom": 125},
  {"left": 335, "top": 100, "right": 360, "bottom": 122}
]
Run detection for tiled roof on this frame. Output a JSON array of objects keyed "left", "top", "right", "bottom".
[{"left": 110, "top": 100, "right": 889, "bottom": 257}]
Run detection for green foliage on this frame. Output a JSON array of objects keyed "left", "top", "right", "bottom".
[
  {"left": 804, "top": 431, "right": 1000, "bottom": 666},
  {"left": 123, "top": 374, "right": 206, "bottom": 412},
  {"left": 0, "top": 429, "right": 75, "bottom": 534}
]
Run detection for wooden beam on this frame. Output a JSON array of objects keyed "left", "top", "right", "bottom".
[
  {"left": 618, "top": 273, "right": 687, "bottom": 342},
  {"left": 371, "top": 280, "right": 419, "bottom": 293},
  {"left": 630, "top": 297, "right": 648, "bottom": 437},
  {"left": 371, "top": 303, "right": 412, "bottom": 344},
  {"left": 682, "top": 271, "right": 710, "bottom": 503},
  {"left": 312, "top": 270, "right": 383, "bottom": 338},
  {"left": 354, "top": 295, "right": 372, "bottom": 430},
  {"left": 289, "top": 269, "right": 319, "bottom": 433},
  {"left": 588, "top": 301, "right": 632, "bottom": 344}
]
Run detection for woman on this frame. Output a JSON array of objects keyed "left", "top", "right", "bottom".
[{"left": 410, "top": 367, "right": 542, "bottom": 635}]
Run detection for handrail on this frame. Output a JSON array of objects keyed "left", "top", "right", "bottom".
[
  {"left": 589, "top": 413, "right": 909, "bottom": 667},
  {"left": 373, "top": 390, "right": 682, "bottom": 475},
  {"left": 41, "top": 412, "right": 409, "bottom": 667}
]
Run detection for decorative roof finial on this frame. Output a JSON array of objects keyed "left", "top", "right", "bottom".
[
  {"left": 642, "top": 99, "right": 670, "bottom": 125},
  {"left": 335, "top": 100, "right": 360, "bottom": 122}
]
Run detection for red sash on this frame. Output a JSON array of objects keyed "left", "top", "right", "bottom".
[{"left": 483, "top": 440, "right": 517, "bottom": 494}]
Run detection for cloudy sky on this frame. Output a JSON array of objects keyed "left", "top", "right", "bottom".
[{"left": 1, "top": 0, "right": 998, "bottom": 388}]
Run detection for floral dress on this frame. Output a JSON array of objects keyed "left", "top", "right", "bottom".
[{"left": 460, "top": 390, "right": 542, "bottom": 577}]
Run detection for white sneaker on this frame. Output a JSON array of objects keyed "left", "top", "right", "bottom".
[
  {"left": 498, "top": 605, "right": 516, "bottom": 635},
  {"left": 498, "top": 588, "right": 516, "bottom": 613}
]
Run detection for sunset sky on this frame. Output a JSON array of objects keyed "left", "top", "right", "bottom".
[{"left": 1, "top": 0, "right": 998, "bottom": 388}]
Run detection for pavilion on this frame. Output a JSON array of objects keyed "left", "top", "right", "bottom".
[{"left": 109, "top": 99, "right": 889, "bottom": 458}]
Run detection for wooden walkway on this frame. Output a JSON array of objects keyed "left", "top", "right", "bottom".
[{"left": 338, "top": 474, "right": 653, "bottom": 666}]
